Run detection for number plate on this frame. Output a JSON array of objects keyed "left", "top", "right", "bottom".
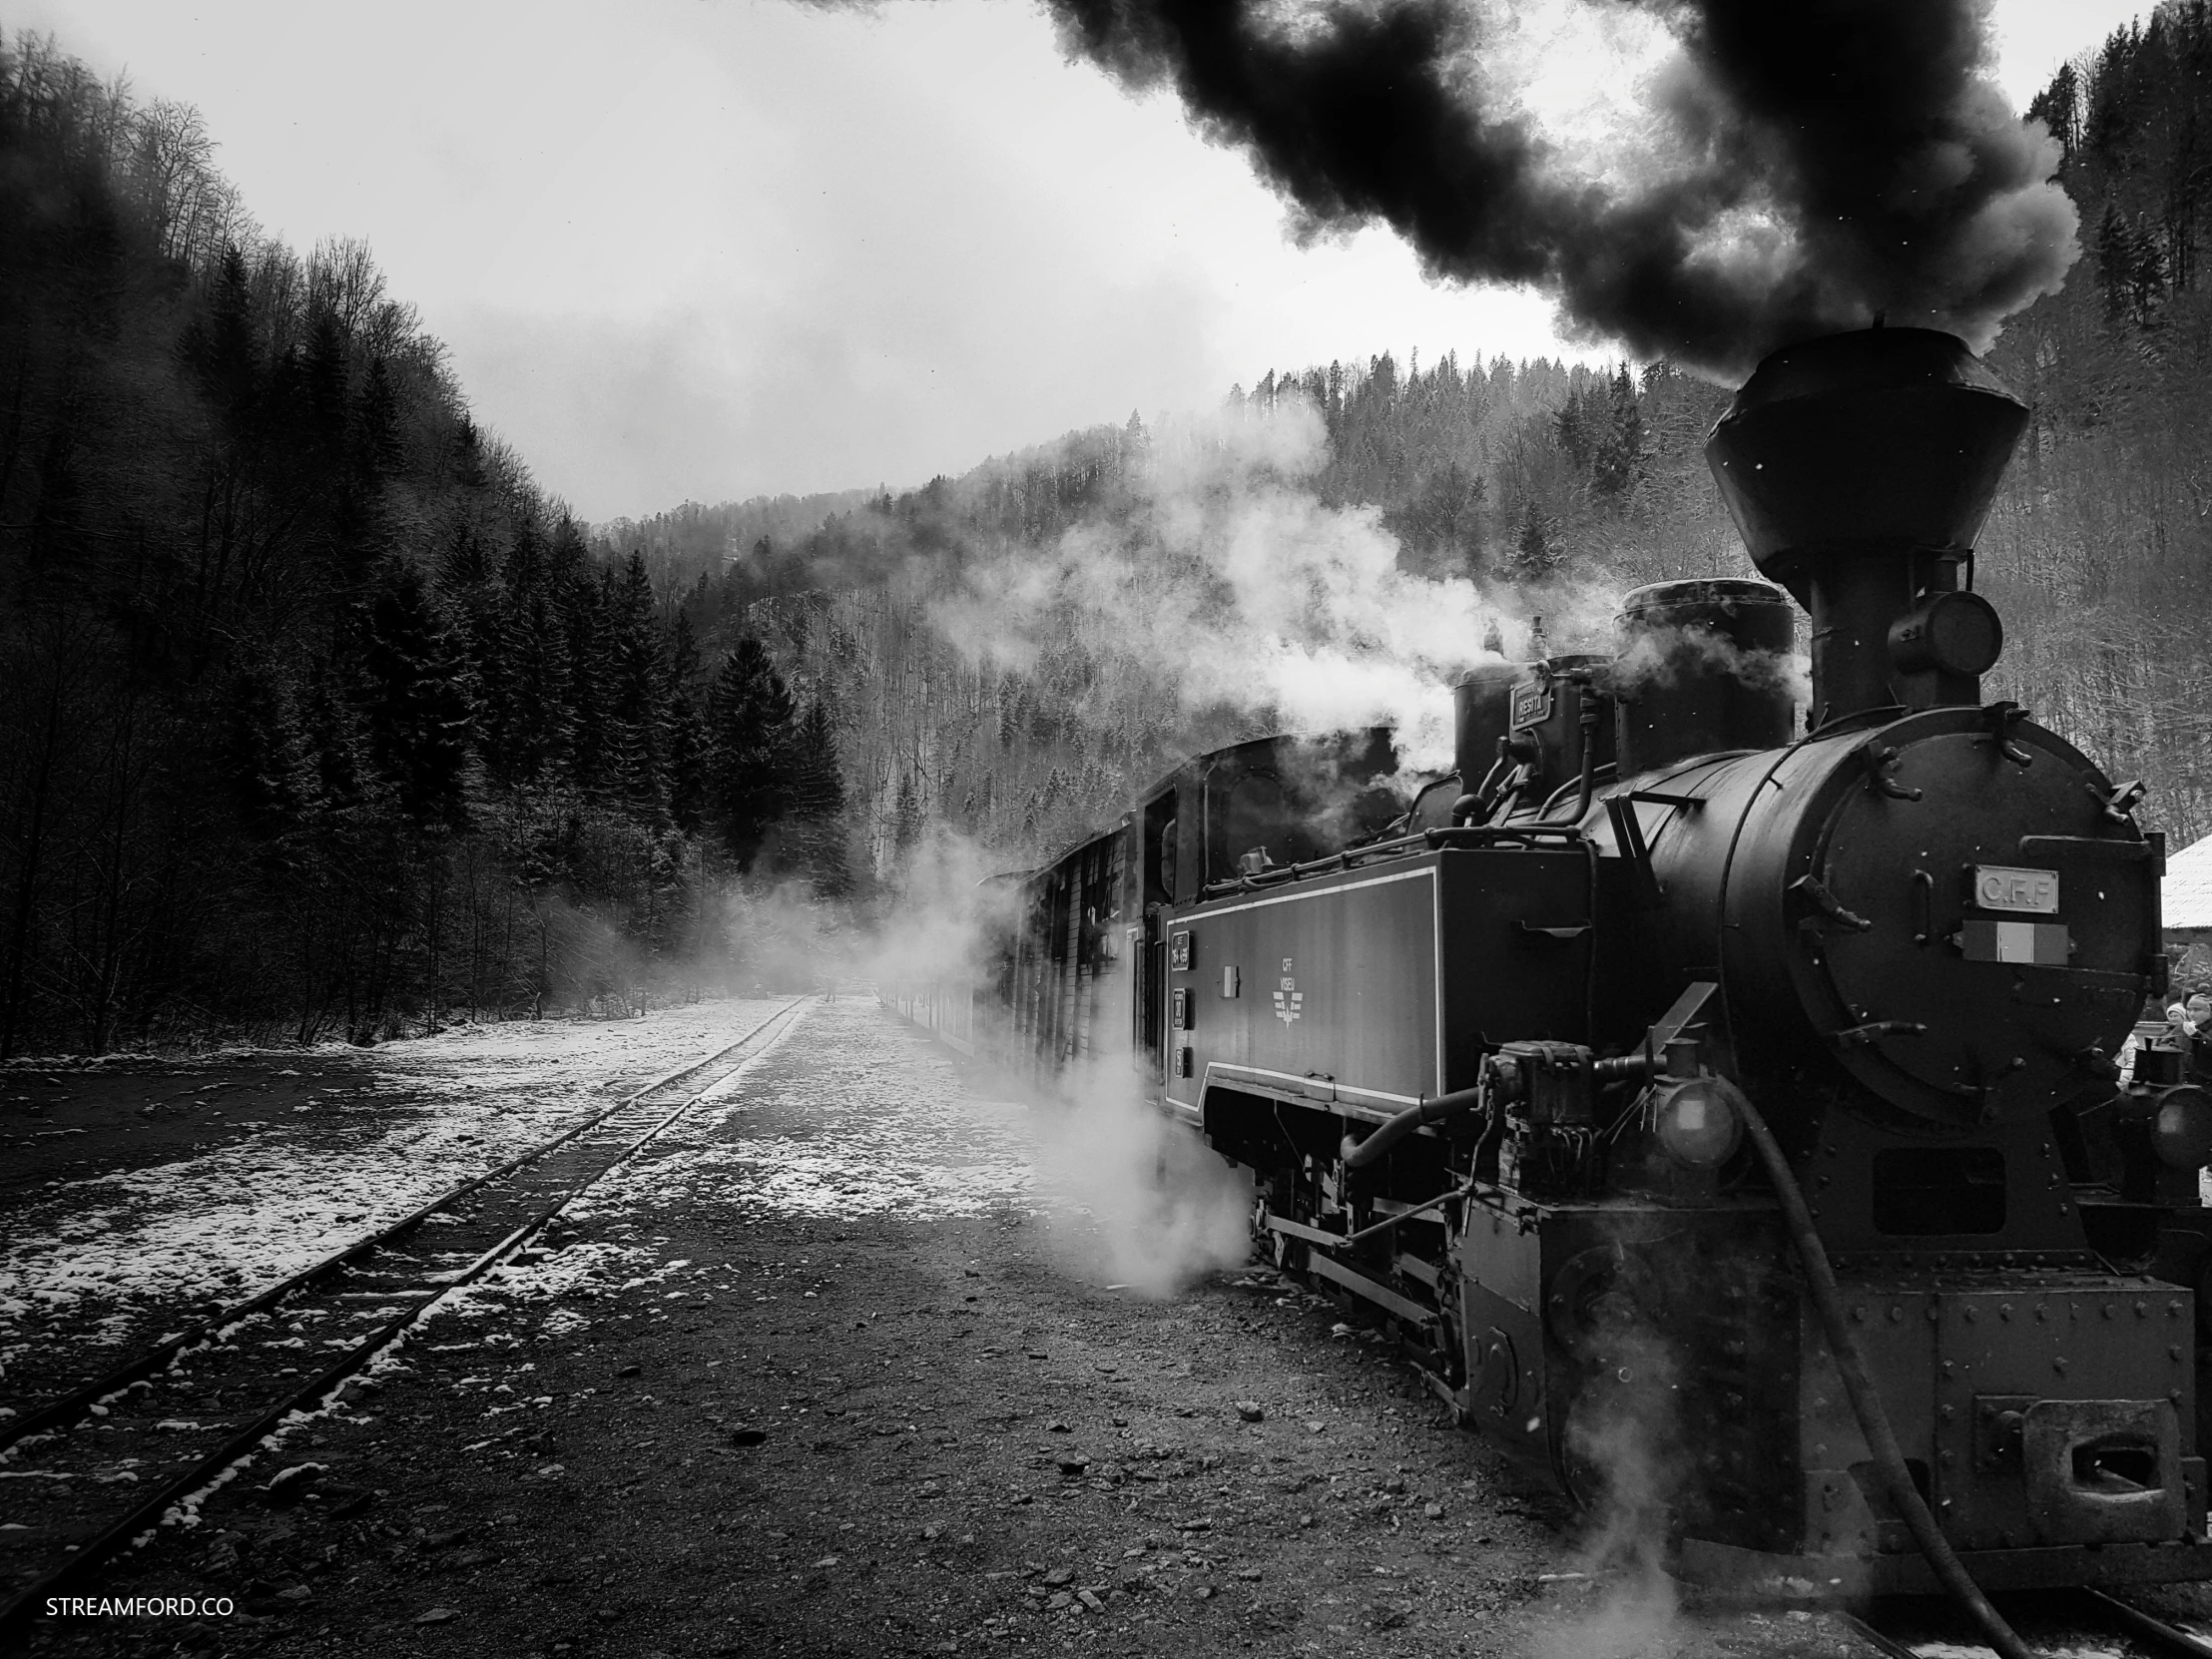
[
  {"left": 1971, "top": 865, "right": 2059, "bottom": 914},
  {"left": 1509, "top": 680, "right": 1551, "bottom": 730}
]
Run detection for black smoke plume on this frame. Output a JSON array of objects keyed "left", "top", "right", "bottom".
[{"left": 1044, "top": 0, "right": 2077, "bottom": 377}]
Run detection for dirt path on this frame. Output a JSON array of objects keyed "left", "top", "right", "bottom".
[{"left": 16, "top": 1000, "right": 1870, "bottom": 1658}]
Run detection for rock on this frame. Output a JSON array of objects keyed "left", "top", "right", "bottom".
[
  {"left": 617, "top": 1364, "right": 641, "bottom": 1378},
  {"left": 920, "top": 1524, "right": 944, "bottom": 1541},
  {"left": 276, "top": 1585, "right": 311, "bottom": 1602},
  {"left": 1236, "top": 1568, "right": 1262, "bottom": 1581},
  {"left": 1076, "top": 1589, "right": 1106, "bottom": 1613},
  {"left": 1382, "top": 1477, "right": 1407, "bottom": 1494},
  {"left": 1423, "top": 1502, "right": 1444, "bottom": 1519},
  {"left": 1368, "top": 1600, "right": 1411, "bottom": 1631},
  {"left": 1046, "top": 1591, "right": 1073, "bottom": 1611},
  {"left": 1234, "top": 1401, "right": 1264, "bottom": 1422},
  {"left": 265, "top": 1464, "right": 327, "bottom": 1507},
  {"left": 1174, "top": 1518, "right": 1212, "bottom": 1533},
  {"left": 731, "top": 1427, "right": 768, "bottom": 1447},
  {"left": 412, "top": 1607, "right": 460, "bottom": 1625},
  {"left": 1046, "top": 1420, "right": 1072, "bottom": 1433},
  {"left": 1041, "top": 1566, "right": 1073, "bottom": 1586},
  {"left": 1304, "top": 1420, "right": 1327, "bottom": 1434},
  {"left": 1056, "top": 1457, "right": 1089, "bottom": 1476},
  {"left": 424, "top": 1528, "right": 469, "bottom": 1549},
  {"left": 1194, "top": 1585, "right": 1216, "bottom": 1601}
]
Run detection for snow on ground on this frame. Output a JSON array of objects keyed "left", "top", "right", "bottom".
[
  {"left": 570, "top": 999, "right": 1036, "bottom": 1227},
  {"left": 0, "top": 998, "right": 792, "bottom": 1376}
]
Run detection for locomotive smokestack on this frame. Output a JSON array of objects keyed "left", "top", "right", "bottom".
[{"left": 1704, "top": 328, "right": 2028, "bottom": 727}]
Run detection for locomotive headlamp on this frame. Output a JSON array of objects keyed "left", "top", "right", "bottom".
[
  {"left": 1888, "top": 589, "right": 2003, "bottom": 678},
  {"left": 2152, "top": 1085, "right": 2212, "bottom": 1171},
  {"left": 1652, "top": 1075, "right": 1745, "bottom": 1168}
]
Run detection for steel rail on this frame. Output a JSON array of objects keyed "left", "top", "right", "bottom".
[
  {"left": 0, "top": 997, "right": 809, "bottom": 1637},
  {"left": 0, "top": 1000, "right": 800, "bottom": 1459},
  {"left": 1846, "top": 1587, "right": 2212, "bottom": 1658}
]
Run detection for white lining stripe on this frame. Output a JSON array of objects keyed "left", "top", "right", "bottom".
[{"left": 1191, "top": 863, "right": 1435, "bottom": 919}]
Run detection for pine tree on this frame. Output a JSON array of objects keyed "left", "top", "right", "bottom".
[
  {"left": 298, "top": 660, "right": 364, "bottom": 817},
  {"left": 606, "top": 551, "right": 670, "bottom": 819},
  {"left": 1511, "top": 505, "right": 1557, "bottom": 579},
  {"left": 223, "top": 667, "right": 302, "bottom": 839},
  {"left": 359, "top": 560, "right": 473, "bottom": 829},
  {"left": 783, "top": 702, "right": 849, "bottom": 896},
  {"left": 705, "top": 637, "right": 798, "bottom": 870},
  {"left": 665, "top": 613, "right": 710, "bottom": 834},
  {"left": 1592, "top": 366, "right": 1650, "bottom": 501}
]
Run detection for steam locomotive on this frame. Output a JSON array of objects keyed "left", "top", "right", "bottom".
[{"left": 893, "top": 327, "right": 2212, "bottom": 1596}]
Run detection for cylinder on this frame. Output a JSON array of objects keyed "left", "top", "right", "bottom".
[
  {"left": 1614, "top": 579, "right": 1797, "bottom": 775},
  {"left": 1452, "top": 662, "right": 1528, "bottom": 795}
]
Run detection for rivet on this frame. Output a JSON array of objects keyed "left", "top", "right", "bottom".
[
  {"left": 2103, "top": 1306, "right": 2116, "bottom": 1321},
  {"left": 1999, "top": 1304, "right": 2013, "bottom": 1322},
  {"left": 2173, "top": 1347, "right": 2185, "bottom": 1362},
  {"left": 1965, "top": 1307, "right": 1978, "bottom": 1323},
  {"left": 2174, "top": 1390, "right": 2186, "bottom": 1404},
  {"left": 2137, "top": 1302, "right": 2150, "bottom": 1319},
  {"left": 1852, "top": 1306, "right": 1867, "bottom": 1323},
  {"left": 2055, "top": 1357, "right": 2069, "bottom": 1374},
  {"left": 2172, "top": 1303, "right": 2187, "bottom": 1319},
  {"left": 1940, "top": 1450, "right": 1956, "bottom": 1467},
  {"left": 1940, "top": 1404, "right": 1955, "bottom": 1421},
  {"left": 1889, "top": 1306, "right": 1904, "bottom": 1324},
  {"left": 2035, "top": 1306, "right": 2048, "bottom": 1322}
]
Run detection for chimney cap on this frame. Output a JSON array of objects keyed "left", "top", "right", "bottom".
[{"left": 1706, "top": 328, "right": 2028, "bottom": 574}]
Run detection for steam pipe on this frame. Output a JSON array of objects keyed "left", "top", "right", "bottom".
[
  {"left": 1451, "top": 754, "right": 1509, "bottom": 826},
  {"left": 1539, "top": 688, "right": 1602, "bottom": 825},
  {"left": 1733, "top": 1092, "right": 2031, "bottom": 1659},
  {"left": 1341, "top": 1086, "right": 1485, "bottom": 1171}
]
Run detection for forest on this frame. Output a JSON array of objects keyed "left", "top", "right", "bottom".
[
  {"left": 0, "top": 35, "right": 845, "bottom": 1054},
  {"left": 3, "top": 7, "right": 2208, "bottom": 1053}
]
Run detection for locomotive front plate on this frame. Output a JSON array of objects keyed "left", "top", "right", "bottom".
[{"left": 1972, "top": 864, "right": 2060, "bottom": 914}]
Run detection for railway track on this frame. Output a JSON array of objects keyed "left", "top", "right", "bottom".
[
  {"left": 0, "top": 997, "right": 811, "bottom": 1635},
  {"left": 1842, "top": 1585, "right": 2212, "bottom": 1657}
]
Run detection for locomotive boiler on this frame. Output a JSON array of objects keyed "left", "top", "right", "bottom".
[{"left": 899, "top": 326, "right": 2212, "bottom": 1606}]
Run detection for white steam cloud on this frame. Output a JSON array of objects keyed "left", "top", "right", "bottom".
[
  {"left": 858, "top": 827, "right": 1254, "bottom": 1297},
  {"left": 927, "top": 398, "right": 1591, "bottom": 772}
]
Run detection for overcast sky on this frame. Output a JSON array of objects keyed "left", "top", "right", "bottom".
[{"left": 16, "top": 0, "right": 2153, "bottom": 521}]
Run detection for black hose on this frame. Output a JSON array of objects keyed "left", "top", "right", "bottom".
[
  {"left": 1733, "top": 1092, "right": 2032, "bottom": 1659},
  {"left": 1341, "top": 1087, "right": 1485, "bottom": 1171}
]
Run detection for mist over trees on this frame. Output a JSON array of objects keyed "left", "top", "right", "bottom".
[{"left": 0, "top": 34, "right": 841, "bottom": 1054}]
